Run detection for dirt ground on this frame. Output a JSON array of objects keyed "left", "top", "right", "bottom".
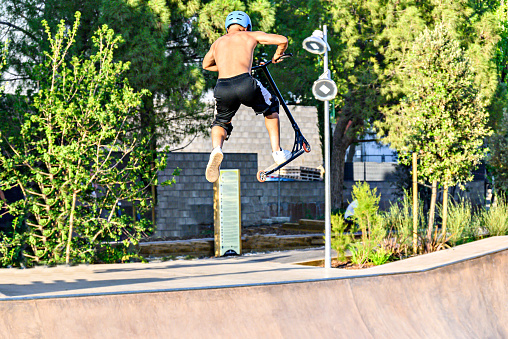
[
  {"left": 328, "top": 259, "right": 375, "bottom": 269},
  {"left": 142, "top": 223, "right": 318, "bottom": 242}
]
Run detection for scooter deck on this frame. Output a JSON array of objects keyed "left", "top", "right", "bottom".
[{"left": 257, "top": 149, "right": 305, "bottom": 182}]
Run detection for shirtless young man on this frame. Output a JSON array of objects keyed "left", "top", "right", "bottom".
[{"left": 202, "top": 11, "right": 292, "bottom": 183}]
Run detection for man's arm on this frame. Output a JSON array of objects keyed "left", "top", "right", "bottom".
[
  {"left": 252, "top": 32, "right": 288, "bottom": 63},
  {"left": 203, "top": 41, "right": 218, "bottom": 72}
]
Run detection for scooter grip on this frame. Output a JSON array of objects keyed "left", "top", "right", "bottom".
[{"left": 276, "top": 53, "right": 293, "bottom": 62}]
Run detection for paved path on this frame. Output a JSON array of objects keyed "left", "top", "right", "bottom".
[{"left": 0, "top": 236, "right": 507, "bottom": 338}]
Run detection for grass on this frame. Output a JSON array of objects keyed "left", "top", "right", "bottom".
[
  {"left": 480, "top": 195, "right": 508, "bottom": 236},
  {"left": 331, "top": 188, "right": 508, "bottom": 269}
]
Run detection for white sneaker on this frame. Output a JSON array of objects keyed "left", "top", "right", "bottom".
[
  {"left": 272, "top": 148, "right": 292, "bottom": 165},
  {"left": 206, "top": 147, "right": 223, "bottom": 183}
]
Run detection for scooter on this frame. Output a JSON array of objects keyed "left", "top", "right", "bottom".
[{"left": 251, "top": 53, "right": 311, "bottom": 182}]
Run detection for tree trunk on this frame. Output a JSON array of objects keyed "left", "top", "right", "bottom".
[
  {"left": 346, "top": 143, "right": 356, "bottom": 162},
  {"left": 441, "top": 185, "right": 449, "bottom": 240},
  {"left": 331, "top": 117, "right": 356, "bottom": 210},
  {"left": 140, "top": 96, "right": 157, "bottom": 225},
  {"left": 412, "top": 153, "right": 418, "bottom": 254},
  {"left": 65, "top": 191, "right": 78, "bottom": 264},
  {"left": 426, "top": 180, "right": 437, "bottom": 252}
]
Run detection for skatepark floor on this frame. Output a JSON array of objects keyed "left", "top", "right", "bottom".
[{"left": 1, "top": 236, "right": 507, "bottom": 338}]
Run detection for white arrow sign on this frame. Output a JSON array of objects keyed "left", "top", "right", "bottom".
[{"left": 312, "top": 78, "right": 337, "bottom": 101}]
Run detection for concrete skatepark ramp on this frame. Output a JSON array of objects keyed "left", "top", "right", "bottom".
[{"left": 0, "top": 236, "right": 507, "bottom": 338}]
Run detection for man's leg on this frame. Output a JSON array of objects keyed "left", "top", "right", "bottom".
[
  {"left": 264, "top": 113, "right": 281, "bottom": 152},
  {"left": 247, "top": 77, "right": 290, "bottom": 164},
  {"left": 211, "top": 125, "right": 228, "bottom": 149},
  {"left": 265, "top": 112, "right": 292, "bottom": 165},
  {"left": 206, "top": 125, "right": 229, "bottom": 183}
]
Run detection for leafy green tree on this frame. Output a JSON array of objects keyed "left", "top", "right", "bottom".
[
  {"left": 488, "top": 112, "right": 508, "bottom": 193},
  {"left": 0, "top": 43, "right": 5, "bottom": 86},
  {"left": 269, "top": 0, "right": 501, "bottom": 210},
  {"left": 198, "top": 0, "right": 275, "bottom": 43},
  {"left": 0, "top": 0, "right": 208, "bottom": 148},
  {"left": 98, "top": 0, "right": 208, "bottom": 148},
  {"left": 0, "top": 13, "right": 169, "bottom": 266},
  {"left": 325, "top": 0, "right": 428, "bottom": 209},
  {"left": 0, "top": 0, "right": 212, "bottom": 228},
  {"left": 487, "top": 1, "right": 508, "bottom": 194},
  {"left": 379, "top": 24, "right": 491, "bottom": 247}
]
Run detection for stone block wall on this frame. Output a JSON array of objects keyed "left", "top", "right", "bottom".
[
  {"left": 157, "top": 152, "right": 251, "bottom": 237},
  {"left": 156, "top": 152, "right": 326, "bottom": 237}
]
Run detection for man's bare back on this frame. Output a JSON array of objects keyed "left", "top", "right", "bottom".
[{"left": 203, "top": 25, "right": 288, "bottom": 78}]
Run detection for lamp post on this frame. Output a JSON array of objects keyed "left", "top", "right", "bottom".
[{"left": 303, "top": 25, "right": 336, "bottom": 269}]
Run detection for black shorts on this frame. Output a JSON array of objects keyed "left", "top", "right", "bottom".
[{"left": 212, "top": 73, "right": 279, "bottom": 138}]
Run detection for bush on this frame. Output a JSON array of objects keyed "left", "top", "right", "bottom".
[
  {"left": 381, "top": 193, "right": 414, "bottom": 258},
  {"left": 349, "top": 243, "right": 370, "bottom": 266},
  {"left": 346, "top": 182, "right": 392, "bottom": 267},
  {"left": 351, "top": 182, "right": 386, "bottom": 245},
  {"left": 445, "top": 198, "right": 478, "bottom": 246},
  {"left": 368, "top": 247, "right": 392, "bottom": 266},
  {"left": 331, "top": 212, "right": 354, "bottom": 262},
  {"left": 0, "top": 14, "right": 169, "bottom": 267},
  {"left": 481, "top": 195, "right": 508, "bottom": 236}
]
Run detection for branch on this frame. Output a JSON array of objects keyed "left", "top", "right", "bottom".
[
  {"left": 0, "top": 21, "right": 37, "bottom": 40},
  {"left": 26, "top": 221, "right": 43, "bottom": 230},
  {"left": 22, "top": 252, "right": 40, "bottom": 260},
  {"left": 353, "top": 138, "right": 380, "bottom": 143},
  {"left": 0, "top": 77, "right": 30, "bottom": 82},
  {"left": 166, "top": 133, "right": 198, "bottom": 152}
]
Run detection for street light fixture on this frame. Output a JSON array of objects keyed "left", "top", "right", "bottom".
[
  {"left": 302, "top": 30, "right": 330, "bottom": 55},
  {"left": 303, "top": 25, "right": 335, "bottom": 269}
]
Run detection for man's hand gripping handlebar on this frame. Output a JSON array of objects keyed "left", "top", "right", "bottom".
[{"left": 252, "top": 53, "right": 293, "bottom": 70}]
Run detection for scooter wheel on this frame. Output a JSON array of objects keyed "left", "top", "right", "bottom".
[
  {"left": 257, "top": 170, "right": 267, "bottom": 183},
  {"left": 303, "top": 142, "right": 311, "bottom": 153}
]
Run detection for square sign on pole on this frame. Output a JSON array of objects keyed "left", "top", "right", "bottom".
[{"left": 214, "top": 169, "right": 242, "bottom": 256}]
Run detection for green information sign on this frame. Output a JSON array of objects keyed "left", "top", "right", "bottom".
[{"left": 214, "top": 169, "right": 242, "bottom": 256}]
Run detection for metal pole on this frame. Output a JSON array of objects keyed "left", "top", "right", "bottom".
[
  {"left": 278, "top": 169, "right": 281, "bottom": 217},
  {"left": 324, "top": 25, "right": 332, "bottom": 269}
]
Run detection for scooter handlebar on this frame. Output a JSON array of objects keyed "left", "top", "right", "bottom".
[{"left": 252, "top": 53, "right": 293, "bottom": 70}]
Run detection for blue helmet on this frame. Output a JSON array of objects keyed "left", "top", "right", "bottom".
[{"left": 225, "top": 11, "right": 252, "bottom": 31}]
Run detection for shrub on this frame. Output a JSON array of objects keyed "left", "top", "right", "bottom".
[
  {"left": 349, "top": 243, "right": 370, "bottom": 267},
  {"left": 481, "top": 195, "right": 508, "bottom": 236},
  {"left": 381, "top": 193, "right": 414, "bottom": 258},
  {"left": 346, "top": 182, "right": 392, "bottom": 267},
  {"left": 445, "top": 198, "right": 477, "bottom": 246},
  {"left": 330, "top": 212, "right": 354, "bottom": 262},
  {"left": 351, "top": 182, "right": 386, "bottom": 245},
  {"left": 368, "top": 247, "right": 392, "bottom": 266},
  {"left": 0, "top": 14, "right": 170, "bottom": 267}
]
